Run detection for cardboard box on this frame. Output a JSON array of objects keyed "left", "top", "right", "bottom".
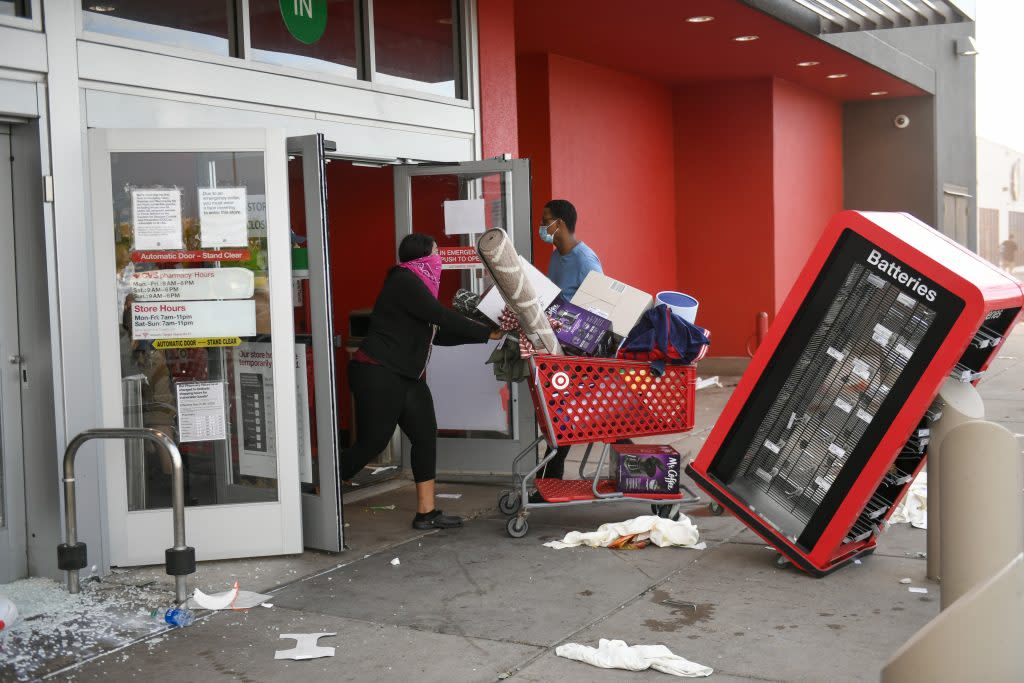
[
  {"left": 570, "top": 271, "right": 654, "bottom": 337},
  {"left": 612, "top": 444, "right": 681, "bottom": 494},
  {"left": 477, "top": 256, "right": 562, "bottom": 324},
  {"left": 546, "top": 298, "right": 612, "bottom": 355}
]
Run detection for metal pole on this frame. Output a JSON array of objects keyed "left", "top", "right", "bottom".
[{"left": 59, "top": 428, "right": 194, "bottom": 603}]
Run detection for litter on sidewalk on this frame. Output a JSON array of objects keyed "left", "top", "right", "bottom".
[
  {"left": 187, "top": 582, "right": 272, "bottom": 611},
  {"left": 889, "top": 472, "right": 927, "bottom": 529},
  {"left": 543, "top": 515, "right": 705, "bottom": 551},
  {"left": 435, "top": 493, "right": 462, "bottom": 499},
  {"left": 695, "top": 376, "right": 722, "bottom": 390},
  {"left": 274, "top": 632, "right": 336, "bottom": 661},
  {"left": 556, "top": 638, "right": 712, "bottom": 678},
  {"left": 390, "top": 558, "right": 401, "bottom": 566}
]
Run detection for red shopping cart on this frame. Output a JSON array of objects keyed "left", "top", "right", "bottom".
[{"left": 498, "top": 354, "right": 703, "bottom": 537}]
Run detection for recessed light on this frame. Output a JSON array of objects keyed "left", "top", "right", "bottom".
[
  {"left": 870, "top": 90, "right": 888, "bottom": 96},
  {"left": 827, "top": 73, "right": 848, "bottom": 79},
  {"left": 797, "top": 61, "right": 820, "bottom": 67},
  {"left": 733, "top": 35, "right": 759, "bottom": 42},
  {"left": 687, "top": 16, "right": 715, "bottom": 23}
]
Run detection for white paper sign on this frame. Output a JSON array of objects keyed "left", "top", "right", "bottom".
[
  {"left": 130, "top": 268, "right": 255, "bottom": 301},
  {"left": 131, "top": 189, "right": 183, "bottom": 250},
  {"left": 443, "top": 198, "right": 486, "bottom": 235},
  {"left": 247, "top": 194, "right": 267, "bottom": 239},
  {"left": 131, "top": 300, "right": 256, "bottom": 340},
  {"left": 199, "top": 187, "right": 248, "bottom": 247},
  {"left": 176, "top": 381, "right": 227, "bottom": 443},
  {"left": 235, "top": 342, "right": 313, "bottom": 484}
]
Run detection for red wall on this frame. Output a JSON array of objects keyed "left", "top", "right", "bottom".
[
  {"left": 771, "top": 78, "right": 843, "bottom": 311},
  {"left": 675, "top": 80, "right": 776, "bottom": 356},
  {"left": 516, "top": 54, "right": 677, "bottom": 294},
  {"left": 478, "top": 0, "right": 519, "bottom": 158}
]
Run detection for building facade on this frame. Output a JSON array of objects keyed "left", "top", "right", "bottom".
[
  {"left": 0, "top": 0, "right": 976, "bottom": 582},
  {"left": 977, "top": 137, "right": 1024, "bottom": 266}
]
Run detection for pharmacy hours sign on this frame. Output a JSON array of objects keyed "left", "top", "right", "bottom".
[{"left": 280, "top": 0, "right": 327, "bottom": 44}]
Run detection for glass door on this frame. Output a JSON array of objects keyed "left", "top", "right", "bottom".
[
  {"left": 88, "top": 128, "right": 303, "bottom": 566},
  {"left": 0, "top": 126, "right": 27, "bottom": 582},
  {"left": 392, "top": 158, "right": 535, "bottom": 477}
]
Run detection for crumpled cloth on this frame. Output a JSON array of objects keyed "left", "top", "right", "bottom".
[
  {"left": 486, "top": 338, "right": 531, "bottom": 382},
  {"left": 889, "top": 471, "right": 927, "bottom": 529},
  {"left": 499, "top": 306, "right": 562, "bottom": 358},
  {"left": 556, "top": 639, "right": 713, "bottom": 678},
  {"left": 543, "top": 515, "right": 706, "bottom": 550}
]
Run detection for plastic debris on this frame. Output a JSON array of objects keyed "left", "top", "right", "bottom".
[
  {"left": 853, "top": 559, "right": 862, "bottom": 565},
  {"left": 390, "top": 558, "right": 401, "bottom": 566},
  {"left": 0, "top": 595, "right": 19, "bottom": 631},
  {"left": 899, "top": 578, "right": 913, "bottom": 584},
  {"left": 274, "top": 632, "right": 337, "bottom": 661},
  {"left": 436, "top": 493, "right": 463, "bottom": 499},
  {"left": 367, "top": 504, "right": 397, "bottom": 511},
  {"left": 261, "top": 603, "right": 274, "bottom": 608},
  {"left": 191, "top": 582, "right": 239, "bottom": 610},
  {"left": 695, "top": 376, "right": 722, "bottom": 391},
  {"left": 909, "top": 587, "right": 929, "bottom": 594}
]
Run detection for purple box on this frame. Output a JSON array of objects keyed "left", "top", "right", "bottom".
[
  {"left": 546, "top": 298, "right": 612, "bottom": 355},
  {"left": 612, "top": 445, "right": 681, "bottom": 494}
]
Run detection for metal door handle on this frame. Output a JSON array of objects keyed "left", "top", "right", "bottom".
[{"left": 8, "top": 354, "right": 23, "bottom": 365}]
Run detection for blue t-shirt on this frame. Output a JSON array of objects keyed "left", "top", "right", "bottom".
[{"left": 548, "top": 242, "right": 602, "bottom": 300}]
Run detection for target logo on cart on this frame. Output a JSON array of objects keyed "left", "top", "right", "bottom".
[{"left": 551, "top": 372, "right": 571, "bottom": 390}]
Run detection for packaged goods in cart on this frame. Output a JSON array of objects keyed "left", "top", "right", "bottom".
[
  {"left": 570, "top": 271, "right": 654, "bottom": 336},
  {"left": 477, "top": 256, "right": 562, "bottom": 324},
  {"left": 546, "top": 297, "right": 613, "bottom": 356},
  {"left": 612, "top": 445, "right": 682, "bottom": 494}
]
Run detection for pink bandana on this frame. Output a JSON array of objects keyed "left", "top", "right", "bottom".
[{"left": 399, "top": 254, "right": 442, "bottom": 299}]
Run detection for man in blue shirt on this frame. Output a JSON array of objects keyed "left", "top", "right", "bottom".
[{"left": 538, "top": 199, "right": 602, "bottom": 481}]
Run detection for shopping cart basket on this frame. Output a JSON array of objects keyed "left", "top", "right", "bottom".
[{"left": 498, "top": 354, "right": 703, "bottom": 537}]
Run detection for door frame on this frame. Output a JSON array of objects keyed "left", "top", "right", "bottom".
[
  {"left": 88, "top": 127, "right": 303, "bottom": 566},
  {"left": 392, "top": 157, "right": 536, "bottom": 479},
  {"left": 0, "top": 125, "right": 27, "bottom": 582}
]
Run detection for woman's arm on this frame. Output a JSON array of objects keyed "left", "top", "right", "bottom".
[{"left": 396, "top": 271, "right": 492, "bottom": 344}]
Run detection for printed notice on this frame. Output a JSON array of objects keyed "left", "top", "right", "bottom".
[
  {"left": 443, "top": 198, "right": 486, "bottom": 235},
  {"left": 131, "top": 189, "right": 183, "bottom": 250},
  {"left": 247, "top": 194, "right": 267, "bottom": 239},
  {"left": 234, "top": 342, "right": 313, "bottom": 484},
  {"left": 176, "top": 381, "right": 227, "bottom": 443},
  {"left": 131, "top": 268, "right": 255, "bottom": 301},
  {"left": 130, "top": 300, "right": 256, "bottom": 340},
  {"left": 199, "top": 187, "right": 248, "bottom": 247}
]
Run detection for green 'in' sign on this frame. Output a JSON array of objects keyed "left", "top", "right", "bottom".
[{"left": 280, "top": 0, "right": 328, "bottom": 45}]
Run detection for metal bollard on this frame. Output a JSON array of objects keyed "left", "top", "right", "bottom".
[
  {"left": 939, "top": 420, "right": 1024, "bottom": 610},
  {"left": 57, "top": 427, "right": 196, "bottom": 603},
  {"left": 926, "top": 379, "right": 984, "bottom": 581}
]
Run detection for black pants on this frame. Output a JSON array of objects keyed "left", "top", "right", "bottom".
[
  {"left": 539, "top": 445, "right": 571, "bottom": 479},
  {"left": 340, "top": 362, "right": 437, "bottom": 483}
]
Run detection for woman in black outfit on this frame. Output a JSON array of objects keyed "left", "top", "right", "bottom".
[{"left": 341, "top": 233, "right": 502, "bottom": 529}]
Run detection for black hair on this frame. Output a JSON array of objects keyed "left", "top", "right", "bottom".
[
  {"left": 398, "top": 233, "right": 436, "bottom": 262},
  {"left": 544, "top": 199, "right": 577, "bottom": 233}
]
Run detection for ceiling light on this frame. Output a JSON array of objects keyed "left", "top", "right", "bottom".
[
  {"left": 827, "top": 73, "right": 848, "bottom": 79},
  {"left": 956, "top": 36, "right": 978, "bottom": 57},
  {"left": 870, "top": 90, "right": 888, "bottom": 96},
  {"left": 686, "top": 16, "right": 715, "bottom": 23},
  {"left": 733, "top": 35, "right": 759, "bottom": 42},
  {"left": 88, "top": 4, "right": 117, "bottom": 11},
  {"left": 797, "top": 61, "right": 820, "bottom": 67}
]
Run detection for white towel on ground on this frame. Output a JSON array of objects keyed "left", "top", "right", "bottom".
[
  {"left": 889, "top": 472, "right": 927, "bottom": 529},
  {"left": 556, "top": 639, "right": 713, "bottom": 677},
  {"left": 543, "top": 515, "right": 705, "bottom": 550}
]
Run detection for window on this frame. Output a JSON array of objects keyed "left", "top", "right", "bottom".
[
  {"left": 0, "top": 0, "right": 30, "bottom": 18},
  {"left": 372, "top": 0, "right": 459, "bottom": 98},
  {"left": 249, "top": 0, "right": 358, "bottom": 78},
  {"left": 81, "top": 1, "right": 235, "bottom": 55}
]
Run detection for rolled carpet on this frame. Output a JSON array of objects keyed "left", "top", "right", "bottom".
[{"left": 476, "top": 228, "right": 562, "bottom": 354}]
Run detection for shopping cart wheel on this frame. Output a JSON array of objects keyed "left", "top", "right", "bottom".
[
  {"left": 498, "top": 490, "right": 521, "bottom": 516},
  {"left": 709, "top": 503, "right": 725, "bottom": 516},
  {"left": 506, "top": 516, "right": 529, "bottom": 538},
  {"left": 774, "top": 553, "right": 791, "bottom": 569},
  {"left": 651, "top": 504, "right": 681, "bottom": 521}
]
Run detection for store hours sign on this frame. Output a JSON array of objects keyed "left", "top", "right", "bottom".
[{"left": 280, "top": 0, "right": 327, "bottom": 44}]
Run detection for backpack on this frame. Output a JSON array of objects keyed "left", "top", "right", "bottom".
[{"left": 617, "top": 304, "right": 710, "bottom": 375}]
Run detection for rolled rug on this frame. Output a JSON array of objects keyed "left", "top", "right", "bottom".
[{"left": 476, "top": 229, "right": 562, "bottom": 354}]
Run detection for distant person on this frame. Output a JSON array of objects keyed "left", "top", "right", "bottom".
[
  {"left": 1000, "top": 234, "right": 1018, "bottom": 272},
  {"left": 341, "top": 234, "right": 503, "bottom": 530},
  {"left": 537, "top": 199, "right": 602, "bottom": 482}
]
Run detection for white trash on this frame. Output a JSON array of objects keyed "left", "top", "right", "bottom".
[
  {"left": 0, "top": 596, "right": 18, "bottom": 631},
  {"left": 656, "top": 291, "right": 699, "bottom": 324}
]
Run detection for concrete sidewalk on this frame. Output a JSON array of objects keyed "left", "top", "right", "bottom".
[{"left": 6, "top": 329, "right": 1023, "bottom": 682}]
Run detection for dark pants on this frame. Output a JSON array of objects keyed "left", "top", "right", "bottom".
[
  {"left": 340, "top": 361, "right": 438, "bottom": 483},
  {"left": 539, "top": 445, "right": 571, "bottom": 479}
]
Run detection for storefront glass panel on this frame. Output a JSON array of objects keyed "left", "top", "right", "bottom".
[
  {"left": 250, "top": 0, "right": 358, "bottom": 78},
  {"left": 373, "top": 0, "right": 458, "bottom": 98},
  {"left": 81, "top": 1, "right": 233, "bottom": 55},
  {"left": 109, "top": 150, "right": 282, "bottom": 511}
]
